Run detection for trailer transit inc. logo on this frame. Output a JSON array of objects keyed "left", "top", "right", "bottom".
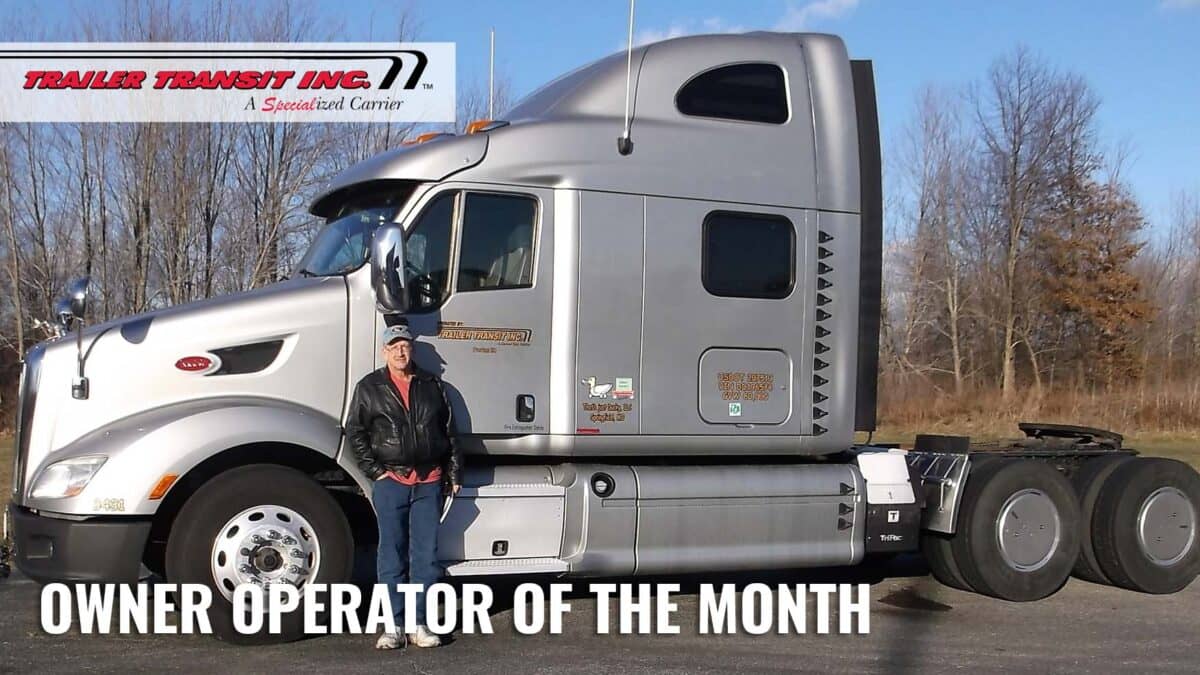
[{"left": 0, "top": 43, "right": 455, "bottom": 122}]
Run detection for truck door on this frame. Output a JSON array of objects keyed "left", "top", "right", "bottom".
[{"left": 383, "top": 185, "right": 553, "bottom": 439}]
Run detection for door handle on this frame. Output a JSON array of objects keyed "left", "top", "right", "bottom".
[{"left": 516, "top": 394, "right": 535, "bottom": 422}]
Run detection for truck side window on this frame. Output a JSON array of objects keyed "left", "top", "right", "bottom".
[
  {"left": 675, "top": 63, "right": 788, "bottom": 124},
  {"left": 702, "top": 211, "right": 795, "bottom": 299},
  {"left": 405, "top": 193, "right": 456, "bottom": 310},
  {"left": 456, "top": 193, "right": 538, "bottom": 291}
]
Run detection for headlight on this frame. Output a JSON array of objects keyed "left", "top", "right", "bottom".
[{"left": 30, "top": 456, "right": 107, "bottom": 499}]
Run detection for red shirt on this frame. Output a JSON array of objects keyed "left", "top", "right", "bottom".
[{"left": 385, "top": 368, "right": 442, "bottom": 485}]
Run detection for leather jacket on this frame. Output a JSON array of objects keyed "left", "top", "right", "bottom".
[{"left": 345, "top": 366, "right": 462, "bottom": 485}]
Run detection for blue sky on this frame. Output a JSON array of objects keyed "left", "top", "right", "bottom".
[{"left": 11, "top": 0, "right": 1199, "bottom": 229}]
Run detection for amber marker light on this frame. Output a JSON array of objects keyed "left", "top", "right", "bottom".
[
  {"left": 149, "top": 474, "right": 179, "bottom": 500},
  {"left": 465, "top": 119, "right": 493, "bottom": 134},
  {"left": 465, "top": 119, "right": 510, "bottom": 134},
  {"left": 401, "top": 131, "right": 452, "bottom": 146}
]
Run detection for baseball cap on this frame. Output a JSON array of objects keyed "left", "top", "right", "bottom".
[{"left": 381, "top": 324, "right": 415, "bottom": 345}]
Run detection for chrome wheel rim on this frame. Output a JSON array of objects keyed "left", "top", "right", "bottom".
[
  {"left": 210, "top": 505, "right": 321, "bottom": 601},
  {"left": 996, "top": 489, "right": 1061, "bottom": 572},
  {"left": 1137, "top": 487, "right": 1196, "bottom": 567}
]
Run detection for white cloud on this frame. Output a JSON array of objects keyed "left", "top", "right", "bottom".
[
  {"left": 632, "top": 23, "right": 691, "bottom": 47},
  {"left": 774, "top": 0, "right": 861, "bottom": 31},
  {"left": 631, "top": 17, "right": 747, "bottom": 47},
  {"left": 630, "top": 1, "right": 860, "bottom": 49}
]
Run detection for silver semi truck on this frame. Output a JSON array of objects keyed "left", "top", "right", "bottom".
[{"left": 6, "top": 33, "right": 1199, "bottom": 642}]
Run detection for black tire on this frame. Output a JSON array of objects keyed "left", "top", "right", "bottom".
[
  {"left": 1070, "top": 454, "right": 1135, "bottom": 585},
  {"left": 165, "top": 464, "right": 353, "bottom": 644},
  {"left": 951, "top": 459, "right": 1081, "bottom": 601},
  {"left": 1092, "top": 458, "right": 1200, "bottom": 594},
  {"left": 920, "top": 454, "right": 1001, "bottom": 593},
  {"left": 921, "top": 531, "right": 973, "bottom": 591}
]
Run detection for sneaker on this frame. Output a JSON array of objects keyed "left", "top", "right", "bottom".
[
  {"left": 408, "top": 625, "right": 442, "bottom": 648},
  {"left": 375, "top": 632, "right": 406, "bottom": 650}
]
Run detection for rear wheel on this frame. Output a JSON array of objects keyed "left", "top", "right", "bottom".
[
  {"left": 165, "top": 464, "right": 353, "bottom": 644},
  {"left": 1092, "top": 458, "right": 1200, "bottom": 594},
  {"left": 1070, "top": 454, "right": 1135, "bottom": 584},
  {"left": 921, "top": 531, "right": 973, "bottom": 591},
  {"left": 921, "top": 454, "right": 1001, "bottom": 593},
  {"left": 951, "top": 459, "right": 1081, "bottom": 601}
]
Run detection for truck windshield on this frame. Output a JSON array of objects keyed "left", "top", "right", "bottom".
[{"left": 295, "top": 206, "right": 396, "bottom": 277}]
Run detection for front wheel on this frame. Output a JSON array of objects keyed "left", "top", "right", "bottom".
[{"left": 165, "top": 464, "right": 354, "bottom": 644}]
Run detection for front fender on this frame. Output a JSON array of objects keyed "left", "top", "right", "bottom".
[{"left": 23, "top": 397, "right": 343, "bottom": 516}]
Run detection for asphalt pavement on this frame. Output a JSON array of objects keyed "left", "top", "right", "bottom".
[{"left": 1, "top": 558, "right": 1197, "bottom": 674}]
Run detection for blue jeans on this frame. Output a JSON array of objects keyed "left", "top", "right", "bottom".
[{"left": 372, "top": 479, "right": 442, "bottom": 630}]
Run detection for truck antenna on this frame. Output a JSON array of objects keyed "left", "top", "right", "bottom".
[
  {"left": 617, "top": 0, "right": 636, "bottom": 155},
  {"left": 488, "top": 27, "right": 496, "bottom": 119}
]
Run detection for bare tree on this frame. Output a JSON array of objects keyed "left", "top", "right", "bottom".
[{"left": 973, "top": 47, "right": 1066, "bottom": 399}]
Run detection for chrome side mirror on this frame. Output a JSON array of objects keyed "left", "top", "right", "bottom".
[
  {"left": 54, "top": 298, "right": 74, "bottom": 335},
  {"left": 370, "top": 223, "right": 410, "bottom": 314},
  {"left": 67, "top": 276, "right": 90, "bottom": 319},
  {"left": 50, "top": 277, "right": 92, "bottom": 399}
]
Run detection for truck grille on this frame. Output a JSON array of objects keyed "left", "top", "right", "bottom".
[{"left": 12, "top": 343, "right": 44, "bottom": 503}]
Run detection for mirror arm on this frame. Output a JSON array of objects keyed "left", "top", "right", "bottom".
[
  {"left": 62, "top": 276, "right": 92, "bottom": 399},
  {"left": 72, "top": 316, "right": 89, "bottom": 400}
]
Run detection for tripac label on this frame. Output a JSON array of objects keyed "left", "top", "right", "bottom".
[{"left": 0, "top": 42, "right": 455, "bottom": 122}]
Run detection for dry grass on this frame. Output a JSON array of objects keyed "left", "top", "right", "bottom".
[
  {"left": 884, "top": 384, "right": 1200, "bottom": 434},
  {"left": 862, "top": 426, "right": 1199, "bottom": 468},
  {"left": 874, "top": 381, "right": 1200, "bottom": 461},
  {"left": 1, "top": 435, "right": 10, "bottom": 500},
  {"left": 0, "top": 432, "right": 10, "bottom": 497}
]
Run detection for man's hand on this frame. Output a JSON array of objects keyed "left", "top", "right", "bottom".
[{"left": 449, "top": 483, "right": 461, "bottom": 495}]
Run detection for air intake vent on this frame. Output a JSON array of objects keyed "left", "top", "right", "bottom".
[{"left": 210, "top": 340, "right": 285, "bottom": 376}]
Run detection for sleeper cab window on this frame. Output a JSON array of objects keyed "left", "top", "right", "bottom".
[
  {"left": 702, "top": 211, "right": 796, "bottom": 299},
  {"left": 675, "top": 63, "right": 789, "bottom": 124},
  {"left": 456, "top": 192, "right": 538, "bottom": 292}
]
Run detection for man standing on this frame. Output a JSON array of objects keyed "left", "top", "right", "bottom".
[{"left": 345, "top": 324, "right": 462, "bottom": 650}]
